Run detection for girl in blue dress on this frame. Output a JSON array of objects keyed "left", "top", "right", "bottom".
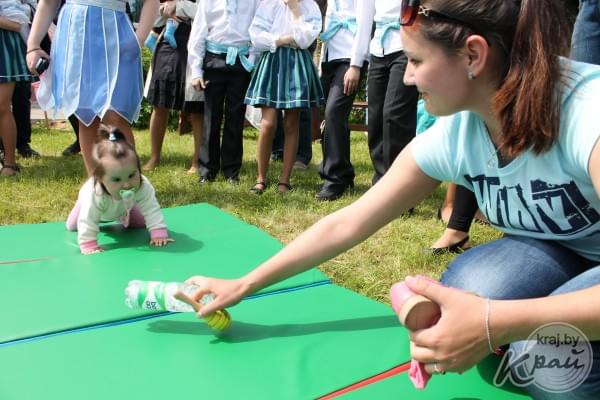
[{"left": 25, "top": 0, "right": 159, "bottom": 175}]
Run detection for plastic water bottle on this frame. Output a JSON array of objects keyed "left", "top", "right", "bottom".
[{"left": 124, "top": 280, "right": 232, "bottom": 331}]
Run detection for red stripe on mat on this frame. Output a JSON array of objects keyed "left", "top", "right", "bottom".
[{"left": 318, "top": 362, "right": 411, "bottom": 399}]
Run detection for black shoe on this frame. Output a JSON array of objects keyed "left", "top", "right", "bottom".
[
  {"left": 227, "top": 176, "right": 240, "bottom": 185},
  {"left": 428, "top": 236, "right": 471, "bottom": 256},
  {"left": 62, "top": 141, "right": 80, "bottom": 156},
  {"left": 315, "top": 183, "right": 353, "bottom": 201},
  {"left": 17, "top": 145, "right": 41, "bottom": 158},
  {"left": 198, "top": 176, "right": 214, "bottom": 184}
]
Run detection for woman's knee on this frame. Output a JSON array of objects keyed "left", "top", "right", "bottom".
[{"left": 440, "top": 236, "right": 584, "bottom": 299}]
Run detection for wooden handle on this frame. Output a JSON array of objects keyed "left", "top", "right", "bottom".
[{"left": 174, "top": 290, "right": 202, "bottom": 313}]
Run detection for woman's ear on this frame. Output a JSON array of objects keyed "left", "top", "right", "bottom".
[{"left": 464, "top": 35, "right": 490, "bottom": 80}]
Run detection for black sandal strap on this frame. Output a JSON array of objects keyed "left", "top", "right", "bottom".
[{"left": 250, "top": 181, "right": 268, "bottom": 194}]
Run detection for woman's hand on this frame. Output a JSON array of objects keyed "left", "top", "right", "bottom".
[
  {"left": 185, "top": 276, "right": 252, "bottom": 317},
  {"left": 405, "top": 276, "right": 492, "bottom": 374},
  {"left": 26, "top": 48, "right": 50, "bottom": 76}
]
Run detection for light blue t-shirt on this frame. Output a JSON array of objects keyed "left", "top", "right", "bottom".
[{"left": 412, "top": 59, "right": 600, "bottom": 261}]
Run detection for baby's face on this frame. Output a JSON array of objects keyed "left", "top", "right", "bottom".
[{"left": 100, "top": 155, "right": 141, "bottom": 199}]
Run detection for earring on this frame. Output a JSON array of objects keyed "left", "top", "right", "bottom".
[{"left": 467, "top": 68, "right": 475, "bottom": 81}]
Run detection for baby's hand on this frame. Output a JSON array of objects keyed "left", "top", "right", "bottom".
[
  {"left": 80, "top": 240, "right": 103, "bottom": 255},
  {"left": 82, "top": 247, "right": 104, "bottom": 255},
  {"left": 150, "top": 237, "right": 175, "bottom": 247}
]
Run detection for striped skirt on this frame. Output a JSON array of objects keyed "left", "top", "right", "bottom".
[
  {"left": 245, "top": 47, "right": 324, "bottom": 109},
  {"left": 0, "top": 29, "right": 34, "bottom": 83},
  {"left": 36, "top": 2, "right": 143, "bottom": 126}
]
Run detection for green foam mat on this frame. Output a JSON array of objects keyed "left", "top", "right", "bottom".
[
  {"left": 0, "top": 285, "right": 410, "bottom": 400},
  {"left": 0, "top": 203, "right": 279, "bottom": 263},
  {"left": 0, "top": 203, "right": 327, "bottom": 343},
  {"left": 339, "top": 356, "right": 531, "bottom": 399}
]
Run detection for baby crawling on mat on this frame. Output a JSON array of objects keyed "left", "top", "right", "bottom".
[{"left": 66, "top": 126, "right": 173, "bottom": 254}]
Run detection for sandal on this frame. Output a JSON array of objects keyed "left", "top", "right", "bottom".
[
  {"left": 0, "top": 164, "right": 20, "bottom": 177},
  {"left": 276, "top": 182, "right": 292, "bottom": 194},
  {"left": 428, "top": 236, "right": 471, "bottom": 256},
  {"left": 250, "top": 181, "right": 267, "bottom": 195}
]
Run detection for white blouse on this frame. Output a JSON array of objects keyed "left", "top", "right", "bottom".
[
  {"left": 320, "top": 0, "right": 372, "bottom": 67},
  {"left": 188, "top": 0, "right": 259, "bottom": 79},
  {"left": 249, "top": 0, "right": 322, "bottom": 53},
  {"left": 369, "top": 0, "right": 403, "bottom": 57}
]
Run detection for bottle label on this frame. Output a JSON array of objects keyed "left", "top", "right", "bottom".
[{"left": 138, "top": 281, "right": 166, "bottom": 311}]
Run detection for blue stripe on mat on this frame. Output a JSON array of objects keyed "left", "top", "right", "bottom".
[{"left": 0, "top": 279, "right": 332, "bottom": 348}]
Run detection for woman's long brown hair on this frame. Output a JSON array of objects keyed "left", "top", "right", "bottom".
[{"left": 420, "top": 0, "right": 572, "bottom": 157}]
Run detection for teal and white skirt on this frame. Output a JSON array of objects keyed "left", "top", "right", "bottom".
[
  {"left": 245, "top": 47, "right": 324, "bottom": 109},
  {"left": 0, "top": 29, "right": 34, "bottom": 83}
]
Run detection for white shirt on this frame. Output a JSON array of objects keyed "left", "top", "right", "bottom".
[
  {"left": 249, "top": 0, "right": 322, "bottom": 53},
  {"left": 369, "top": 0, "right": 403, "bottom": 57},
  {"left": 76, "top": 175, "right": 166, "bottom": 246},
  {"left": 188, "top": 0, "right": 259, "bottom": 79},
  {"left": 321, "top": 0, "right": 372, "bottom": 67}
]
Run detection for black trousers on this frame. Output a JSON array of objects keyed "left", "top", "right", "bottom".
[
  {"left": 12, "top": 81, "right": 32, "bottom": 150},
  {"left": 447, "top": 185, "right": 479, "bottom": 233},
  {"left": 318, "top": 60, "right": 365, "bottom": 190},
  {"left": 199, "top": 54, "right": 251, "bottom": 179},
  {"left": 367, "top": 51, "right": 418, "bottom": 185}
]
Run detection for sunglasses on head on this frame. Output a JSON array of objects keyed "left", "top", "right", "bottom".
[{"left": 400, "top": 0, "right": 479, "bottom": 31}]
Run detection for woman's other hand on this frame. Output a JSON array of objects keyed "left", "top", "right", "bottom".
[{"left": 406, "top": 276, "right": 492, "bottom": 373}]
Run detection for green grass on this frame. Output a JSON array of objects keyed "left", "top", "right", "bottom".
[{"left": 0, "top": 124, "right": 501, "bottom": 304}]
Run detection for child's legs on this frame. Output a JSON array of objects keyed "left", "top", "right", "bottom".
[
  {"left": 509, "top": 265, "right": 600, "bottom": 399},
  {"left": 439, "top": 183, "right": 458, "bottom": 222},
  {"left": 256, "top": 107, "right": 278, "bottom": 183},
  {"left": 320, "top": 62, "right": 357, "bottom": 188},
  {"left": 0, "top": 82, "right": 17, "bottom": 167},
  {"left": 221, "top": 70, "right": 251, "bottom": 179},
  {"left": 66, "top": 199, "right": 81, "bottom": 231},
  {"left": 296, "top": 107, "right": 313, "bottom": 165},
  {"left": 78, "top": 119, "right": 101, "bottom": 176},
  {"left": 280, "top": 109, "right": 301, "bottom": 184},
  {"left": 200, "top": 69, "right": 227, "bottom": 179},
  {"left": 102, "top": 110, "right": 135, "bottom": 147},
  {"left": 440, "top": 235, "right": 591, "bottom": 299},
  {"left": 366, "top": 55, "right": 389, "bottom": 185},
  {"left": 190, "top": 110, "right": 203, "bottom": 169},
  {"left": 381, "top": 53, "right": 418, "bottom": 176},
  {"left": 81, "top": 111, "right": 135, "bottom": 175},
  {"left": 144, "top": 106, "right": 169, "bottom": 169}
]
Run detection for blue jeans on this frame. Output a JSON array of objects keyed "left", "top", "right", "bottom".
[
  {"left": 571, "top": 0, "right": 600, "bottom": 65},
  {"left": 441, "top": 236, "right": 600, "bottom": 399}
]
